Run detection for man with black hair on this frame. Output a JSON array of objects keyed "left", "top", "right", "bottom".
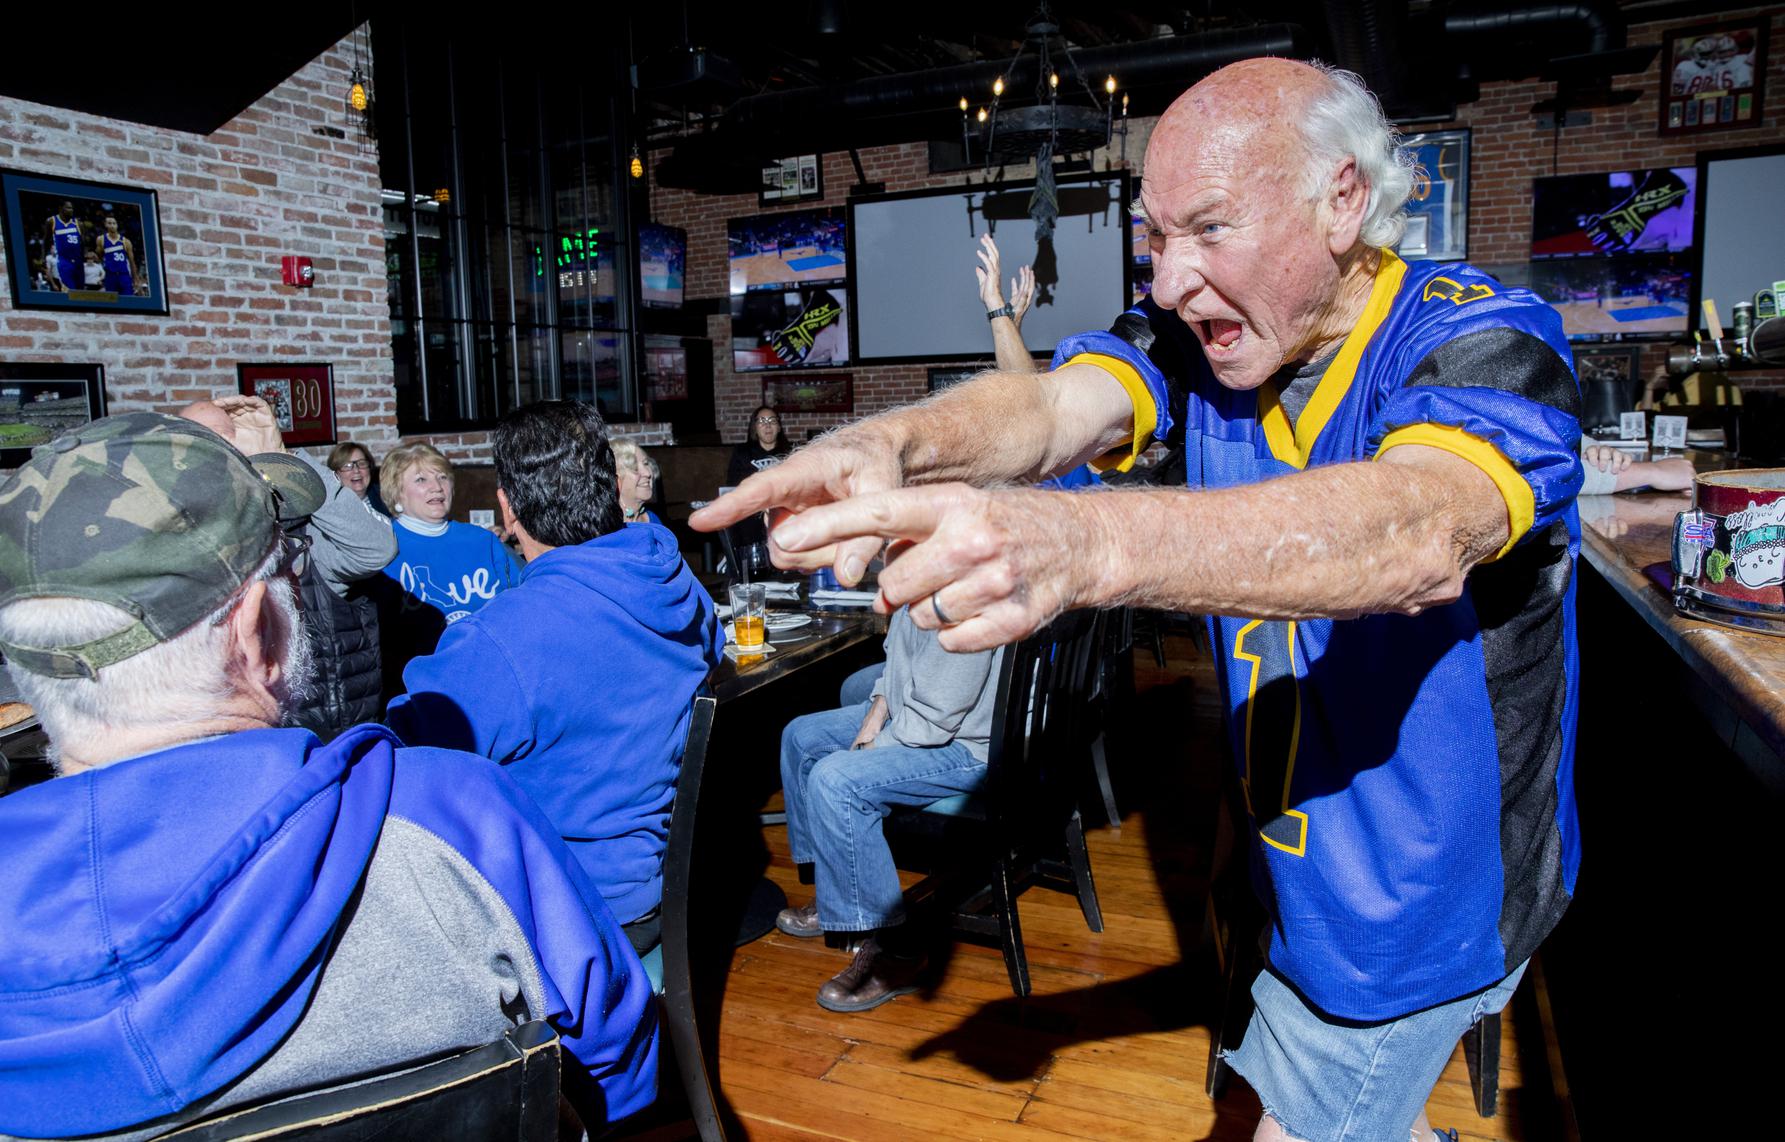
[{"left": 389, "top": 401, "right": 723, "bottom": 954}]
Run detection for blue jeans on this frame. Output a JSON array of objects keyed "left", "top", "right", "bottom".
[
  {"left": 838, "top": 661, "right": 884, "bottom": 707},
  {"left": 779, "top": 702, "right": 986, "bottom": 932},
  {"left": 1225, "top": 960, "right": 1528, "bottom": 1141}
]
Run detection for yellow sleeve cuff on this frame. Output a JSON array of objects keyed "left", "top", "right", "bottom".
[
  {"left": 1375, "top": 423, "right": 1536, "bottom": 562},
  {"left": 1063, "top": 352, "right": 1157, "bottom": 474}
]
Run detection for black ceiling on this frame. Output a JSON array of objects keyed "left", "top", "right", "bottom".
[
  {"left": 0, "top": 2, "right": 1760, "bottom": 141},
  {"left": 0, "top": 5, "right": 366, "bottom": 136}
]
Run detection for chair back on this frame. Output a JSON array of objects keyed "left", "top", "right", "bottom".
[
  {"left": 658, "top": 689, "right": 726, "bottom": 1141},
  {"left": 164, "top": 1022, "right": 561, "bottom": 1141},
  {"left": 983, "top": 609, "right": 1108, "bottom": 844}
]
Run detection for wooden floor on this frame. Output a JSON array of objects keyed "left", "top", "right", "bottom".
[{"left": 703, "top": 634, "right": 1570, "bottom": 1142}]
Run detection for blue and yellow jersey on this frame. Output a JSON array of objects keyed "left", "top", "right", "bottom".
[{"left": 1053, "top": 252, "right": 1584, "bottom": 1021}]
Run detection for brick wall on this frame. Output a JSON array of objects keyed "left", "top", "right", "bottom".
[
  {"left": 651, "top": 6, "right": 1785, "bottom": 440},
  {"left": 0, "top": 30, "right": 398, "bottom": 467}
]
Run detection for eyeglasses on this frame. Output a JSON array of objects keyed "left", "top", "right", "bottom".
[
  {"left": 754, "top": 417, "right": 780, "bottom": 426},
  {"left": 335, "top": 460, "right": 369, "bottom": 472}
]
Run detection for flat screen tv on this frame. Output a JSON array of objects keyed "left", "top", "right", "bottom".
[
  {"left": 639, "top": 223, "right": 686, "bottom": 309},
  {"left": 850, "top": 174, "right": 1130, "bottom": 363},
  {"left": 728, "top": 207, "right": 846, "bottom": 296},
  {"left": 1691, "top": 145, "right": 1785, "bottom": 333},
  {"left": 732, "top": 286, "right": 850, "bottom": 372},
  {"left": 1531, "top": 167, "right": 1697, "bottom": 259},
  {"left": 1502, "top": 254, "right": 1693, "bottom": 341}
]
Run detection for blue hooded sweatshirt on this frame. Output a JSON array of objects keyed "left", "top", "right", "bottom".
[
  {"left": 0, "top": 725, "right": 657, "bottom": 1139},
  {"left": 388, "top": 522, "right": 723, "bottom": 926}
]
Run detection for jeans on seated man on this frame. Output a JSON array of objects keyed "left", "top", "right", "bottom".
[
  {"left": 0, "top": 413, "right": 656, "bottom": 1141},
  {"left": 776, "top": 605, "right": 1004, "bottom": 1012},
  {"left": 387, "top": 400, "right": 724, "bottom": 955}
]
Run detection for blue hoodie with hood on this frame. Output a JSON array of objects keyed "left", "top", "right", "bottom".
[
  {"left": 388, "top": 522, "right": 723, "bottom": 926},
  {"left": 0, "top": 725, "right": 657, "bottom": 1139}
]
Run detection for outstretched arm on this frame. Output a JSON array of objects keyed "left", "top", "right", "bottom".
[
  {"left": 766, "top": 443, "right": 1511, "bottom": 652},
  {"left": 688, "top": 361, "right": 1134, "bottom": 583}
]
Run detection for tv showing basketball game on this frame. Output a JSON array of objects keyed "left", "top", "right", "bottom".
[
  {"left": 639, "top": 223, "right": 686, "bottom": 308},
  {"left": 728, "top": 207, "right": 847, "bottom": 296},
  {"left": 1531, "top": 167, "right": 1697, "bottom": 259},
  {"left": 1523, "top": 253, "right": 1692, "bottom": 341},
  {"left": 732, "top": 286, "right": 850, "bottom": 371}
]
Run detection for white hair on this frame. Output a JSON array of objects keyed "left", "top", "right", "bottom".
[
  {"left": 0, "top": 552, "right": 311, "bottom": 764},
  {"left": 1297, "top": 61, "right": 1419, "bottom": 250}
]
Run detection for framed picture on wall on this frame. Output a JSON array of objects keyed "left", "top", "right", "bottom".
[
  {"left": 760, "top": 155, "right": 824, "bottom": 206},
  {"left": 0, "top": 361, "right": 106, "bottom": 468},
  {"left": 1660, "top": 19, "right": 1767, "bottom": 137},
  {"left": 0, "top": 169, "right": 168, "bottom": 315},
  {"left": 763, "top": 373, "right": 852, "bottom": 414},
  {"left": 1396, "top": 129, "right": 1470, "bottom": 262},
  {"left": 237, "top": 363, "right": 336, "bottom": 447}
]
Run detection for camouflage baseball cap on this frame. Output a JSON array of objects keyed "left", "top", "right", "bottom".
[{"left": 0, "top": 412, "right": 324, "bottom": 679}]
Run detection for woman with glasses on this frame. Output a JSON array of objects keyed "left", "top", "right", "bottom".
[
  {"left": 328, "top": 441, "right": 388, "bottom": 514},
  {"left": 725, "top": 405, "right": 792, "bottom": 553}
]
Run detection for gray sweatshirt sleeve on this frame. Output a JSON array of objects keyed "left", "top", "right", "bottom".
[
  {"left": 296, "top": 452, "right": 398, "bottom": 596},
  {"left": 877, "top": 607, "right": 1001, "bottom": 753}
]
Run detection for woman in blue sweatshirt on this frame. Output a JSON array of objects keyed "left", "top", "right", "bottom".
[{"left": 377, "top": 443, "right": 520, "bottom": 695}]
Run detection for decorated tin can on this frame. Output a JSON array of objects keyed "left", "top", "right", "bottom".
[{"left": 1673, "top": 468, "right": 1785, "bottom": 635}]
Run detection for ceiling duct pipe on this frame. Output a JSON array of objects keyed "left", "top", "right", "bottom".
[
  {"left": 1443, "top": 2, "right": 1625, "bottom": 57},
  {"left": 662, "top": 23, "right": 1309, "bottom": 169}
]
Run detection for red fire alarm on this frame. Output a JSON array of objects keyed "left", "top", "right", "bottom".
[{"left": 281, "top": 256, "right": 315, "bottom": 288}]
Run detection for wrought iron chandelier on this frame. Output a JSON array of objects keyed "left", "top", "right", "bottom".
[{"left": 957, "top": 5, "right": 1126, "bottom": 238}]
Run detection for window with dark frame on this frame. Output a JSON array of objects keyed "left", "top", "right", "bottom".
[{"left": 372, "top": 20, "right": 637, "bottom": 436}]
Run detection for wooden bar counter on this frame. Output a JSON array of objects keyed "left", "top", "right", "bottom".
[
  {"left": 1576, "top": 486, "right": 1785, "bottom": 786},
  {"left": 1548, "top": 474, "right": 1785, "bottom": 1138}
]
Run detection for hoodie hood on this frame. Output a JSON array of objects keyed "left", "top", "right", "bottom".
[
  {"left": 0, "top": 725, "right": 398, "bottom": 1136},
  {"left": 523, "top": 523, "right": 723, "bottom": 655}
]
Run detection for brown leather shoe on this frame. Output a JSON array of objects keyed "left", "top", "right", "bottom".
[
  {"left": 815, "top": 939, "right": 925, "bottom": 1013},
  {"left": 775, "top": 901, "right": 823, "bottom": 939}
]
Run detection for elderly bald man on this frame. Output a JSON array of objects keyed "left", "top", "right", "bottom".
[{"left": 696, "top": 58, "right": 1583, "bottom": 1142}]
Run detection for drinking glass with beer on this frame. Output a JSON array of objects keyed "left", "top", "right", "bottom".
[{"left": 729, "top": 583, "right": 768, "bottom": 650}]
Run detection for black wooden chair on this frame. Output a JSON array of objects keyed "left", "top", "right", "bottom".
[
  {"left": 639, "top": 691, "right": 726, "bottom": 1141},
  {"left": 900, "top": 609, "right": 1110, "bottom": 997},
  {"left": 164, "top": 1021, "right": 562, "bottom": 1141}
]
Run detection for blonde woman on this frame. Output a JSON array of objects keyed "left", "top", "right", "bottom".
[
  {"left": 378, "top": 443, "right": 520, "bottom": 691},
  {"left": 610, "top": 438, "right": 662, "bottom": 526}
]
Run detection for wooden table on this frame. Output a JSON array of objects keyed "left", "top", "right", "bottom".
[{"left": 1577, "top": 485, "right": 1785, "bottom": 786}]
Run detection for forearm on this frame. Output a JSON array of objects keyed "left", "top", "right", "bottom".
[
  {"left": 852, "top": 365, "right": 1128, "bottom": 487},
  {"left": 1074, "top": 456, "right": 1508, "bottom": 620},
  {"left": 988, "top": 317, "right": 1038, "bottom": 374}
]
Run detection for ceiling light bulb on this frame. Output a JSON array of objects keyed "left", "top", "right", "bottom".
[
  {"left": 993, "top": 76, "right": 1005, "bottom": 97},
  {"left": 629, "top": 154, "right": 644, "bottom": 179},
  {"left": 1105, "top": 76, "right": 1116, "bottom": 95},
  {"left": 349, "top": 82, "right": 368, "bottom": 112},
  {"left": 977, "top": 107, "right": 988, "bottom": 123},
  {"left": 1049, "top": 72, "right": 1059, "bottom": 89},
  {"left": 960, "top": 96, "right": 969, "bottom": 112}
]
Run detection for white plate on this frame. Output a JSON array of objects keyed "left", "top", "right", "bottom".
[{"left": 766, "top": 613, "right": 814, "bottom": 632}]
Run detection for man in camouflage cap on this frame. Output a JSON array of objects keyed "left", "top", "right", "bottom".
[
  {"left": 0, "top": 410, "right": 322, "bottom": 682},
  {"left": 0, "top": 413, "right": 658, "bottom": 1140}
]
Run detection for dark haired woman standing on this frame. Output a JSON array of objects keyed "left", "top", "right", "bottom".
[{"left": 725, "top": 404, "right": 792, "bottom": 552}]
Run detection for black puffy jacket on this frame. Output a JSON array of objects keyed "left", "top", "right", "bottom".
[{"left": 290, "top": 555, "right": 384, "bottom": 741}]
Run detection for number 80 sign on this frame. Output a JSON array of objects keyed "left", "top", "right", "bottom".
[{"left": 237, "top": 363, "right": 337, "bottom": 447}]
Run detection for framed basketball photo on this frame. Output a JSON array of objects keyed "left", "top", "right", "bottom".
[
  {"left": 1660, "top": 19, "right": 1768, "bottom": 137},
  {"left": 0, "top": 169, "right": 168, "bottom": 315}
]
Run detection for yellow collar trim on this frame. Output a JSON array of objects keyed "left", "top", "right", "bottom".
[{"left": 1258, "top": 250, "right": 1409, "bottom": 470}]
